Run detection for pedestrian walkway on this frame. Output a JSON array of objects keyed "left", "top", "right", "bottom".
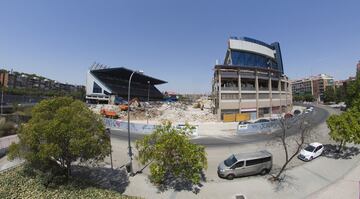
[
  {"left": 123, "top": 151, "right": 360, "bottom": 199},
  {"left": 309, "top": 159, "right": 360, "bottom": 199},
  {"left": 0, "top": 155, "right": 23, "bottom": 172}
]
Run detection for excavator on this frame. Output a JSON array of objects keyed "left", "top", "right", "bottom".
[{"left": 100, "top": 98, "right": 140, "bottom": 118}]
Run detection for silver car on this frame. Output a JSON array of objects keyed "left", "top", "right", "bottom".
[{"left": 217, "top": 150, "right": 272, "bottom": 180}]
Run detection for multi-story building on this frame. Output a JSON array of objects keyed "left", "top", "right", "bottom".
[
  {"left": 0, "top": 69, "right": 85, "bottom": 94},
  {"left": 291, "top": 78, "right": 313, "bottom": 95},
  {"left": 212, "top": 37, "right": 292, "bottom": 121},
  {"left": 334, "top": 80, "right": 344, "bottom": 88},
  {"left": 291, "top": 74, "right": 334, "bottom": 101}
]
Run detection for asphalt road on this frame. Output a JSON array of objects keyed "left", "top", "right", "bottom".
[{"left": 110, "top": 105, "right": 329, "bottom": 147}]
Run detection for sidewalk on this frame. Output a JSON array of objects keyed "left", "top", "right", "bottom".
[
  {"left": 123, "top": 151, "right": 360, "bottom": 199},
  {"left": 310, "top": 159, "right": 360, "bottom": 199}
]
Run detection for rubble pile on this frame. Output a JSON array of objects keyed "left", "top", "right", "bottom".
[{"left": 88, "top": 97, "right": 217, "bottom": 123}]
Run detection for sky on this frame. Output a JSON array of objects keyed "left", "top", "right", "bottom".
[{"left": 0, "top": 0, "right": 359, "bottom": 94}]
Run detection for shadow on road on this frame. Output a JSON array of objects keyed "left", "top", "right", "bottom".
[
  {"left": 154, "top": 171, "right": 206, "bottom": 194},
  {"left": 72, "top": 165, "right": 130, "bottom": 193},
  {"left": 323, "top": 144, "right": 360, "bottom": 160},
  {"left": 269, "top": 174, "right": 298, "bottom": 193}
]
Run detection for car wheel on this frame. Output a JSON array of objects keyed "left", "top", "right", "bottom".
[
  {"left": 260, "top": 169, "right": 269, "bottom": 176},
  {"left": 310, "top": 156, "right": 313, "bottom": 161},
  {"left": 226, "top": 174, "right": 235, "bottom": 180}
]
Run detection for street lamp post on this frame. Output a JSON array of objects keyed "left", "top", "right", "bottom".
[
  {"left": 127, "top": 70, "right": 143, "bottom": 176},
  {"left": 147, "top": 81, "right": 150, "bottom": 125}
]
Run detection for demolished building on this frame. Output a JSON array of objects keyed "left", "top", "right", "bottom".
[{"left": 86, "top": 63, "right": 167, "bottom": 104}]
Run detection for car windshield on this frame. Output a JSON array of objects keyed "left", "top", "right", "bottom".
[
  {"left": 224, "top": 155, "right": 237, "bottom": 167},
  {"left": 304, "top": 145, "right": 315, "bottom": 152},
  {"left": 255, "top": 119, "right": 269, "bottom": 123}
]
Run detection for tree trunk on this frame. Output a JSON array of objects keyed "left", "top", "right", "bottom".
[
  {"left": 339, "top": 140, "right": 344, "bottom": 152},
  {"left": 275, "top": 160, "right": 289, "bottom": 179},
  {"left": 66, "top": 161, "right": 71, "bottom": 181}
]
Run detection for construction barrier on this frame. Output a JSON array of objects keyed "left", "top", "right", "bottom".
[
  {"left": 223, "top": 113, "right": 251, "bottom": 122},
  {"left": 236, "top": 114, "right": 305, "bottom": 134},
  {"left": 103, "top": 118, "right": 156, "bottom": 134},
  {"left": 103, "top": 118, "right": 198, "bottom": 136},
  {"left": 223, "top": 114, "right": 236, "bottom": 122},
  {"left": 236, "top": 113, "right": 250, "bottom": 121}
]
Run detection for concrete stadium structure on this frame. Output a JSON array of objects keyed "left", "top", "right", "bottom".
[{"left": 86, "top": 63, "right": 166, "bottom": 104}]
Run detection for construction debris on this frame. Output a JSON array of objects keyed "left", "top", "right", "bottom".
[{"left": 89, "top": 97, "right": 217, "bottom": 123}]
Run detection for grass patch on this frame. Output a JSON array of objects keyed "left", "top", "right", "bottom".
[{"left": 0, "top": 166, "right": 139, "bottom": 199}]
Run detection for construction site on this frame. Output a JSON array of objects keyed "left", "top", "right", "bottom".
[
  {"left": 89, "top": 96, "right": 217, "bottom": 124},
  {"left": 85, "top": 63, "right": 296, "bottom": 125}
]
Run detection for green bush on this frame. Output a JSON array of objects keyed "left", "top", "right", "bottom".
[{"left": 0, "top": 166, "right": 138, "bottom": 199}]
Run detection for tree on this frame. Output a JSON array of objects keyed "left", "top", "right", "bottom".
[
  {"left": 327, "top": 106, "right": 360, "bottom": 151},
  {"left": 293, "top": 93, "right": 315, "bottom": 102},
  {"left": 135, "top": 121, "right": 207, "bottom": 188},
  {"left": 8, "top": 97, "right": 110, "bottom": 180},
  {"left": 346, "top": 73, "right": 360, "bottom": 108},
  {"left": 303, "top": 93, "right": 316, "bottom": 102},
  {"left": 323, "top": 86, "right": 335, "bottom": 103},
  {"left": 272, "top": 115, "right": 311, "bottom": 181},
  {"left": 335, "top": 86, "right": 346, "bottom": 103}
]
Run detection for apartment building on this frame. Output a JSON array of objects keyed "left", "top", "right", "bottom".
[
  {"left": 0, "top": 69, "right": 84, "bottom": 93},
  {"left": 291, "top": 74, "right": 334, "bottom": 101}
]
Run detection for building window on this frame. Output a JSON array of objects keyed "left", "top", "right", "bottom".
[
  {"left": 221, "top": 79, "right": 238, "bottom": 90},
  {"left": 271, "top": 80, "right": 279, "bottom": 90},
  {"left": 258, "top": 79, "right": 269, "bottom": 91},
  {"left": 281, "top": 82, "right": 285, "bottom": 91},
  {"left": 241, "top": 78, "right": 255, "bottom": 90},
  {"left": 259, "top": 107, "right": 270, "bottom": 117},
  {"left": 230, "top": 50, "right": 278, "bottom": 70},
  {"left": 93, "top": 82, "right": 102, "bottom": 93}
]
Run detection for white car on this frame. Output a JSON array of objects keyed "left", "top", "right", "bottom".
[
  {"left": 298, "top": 142, "right": 324, "bottom": 161},
  {"left": 237, "top": 121, "right": 251, "bottom": 130}
]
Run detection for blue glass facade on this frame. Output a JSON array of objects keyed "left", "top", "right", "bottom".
[
  {"left": 225, "top": 37, "right": 284, "bottom": 74},
  {"left": 230, "top": 50, "right": 279, "bottom": 71}
]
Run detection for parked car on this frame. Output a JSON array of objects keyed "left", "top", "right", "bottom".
[
  {"left": 237, "top": 121, "right": 251, "bottom": 130},
  {"left": 298, "top": 142, "right": 324, "bottom": 161},
  {"left": 218, "top": 150, "right": 272, "bottom": 180}
]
